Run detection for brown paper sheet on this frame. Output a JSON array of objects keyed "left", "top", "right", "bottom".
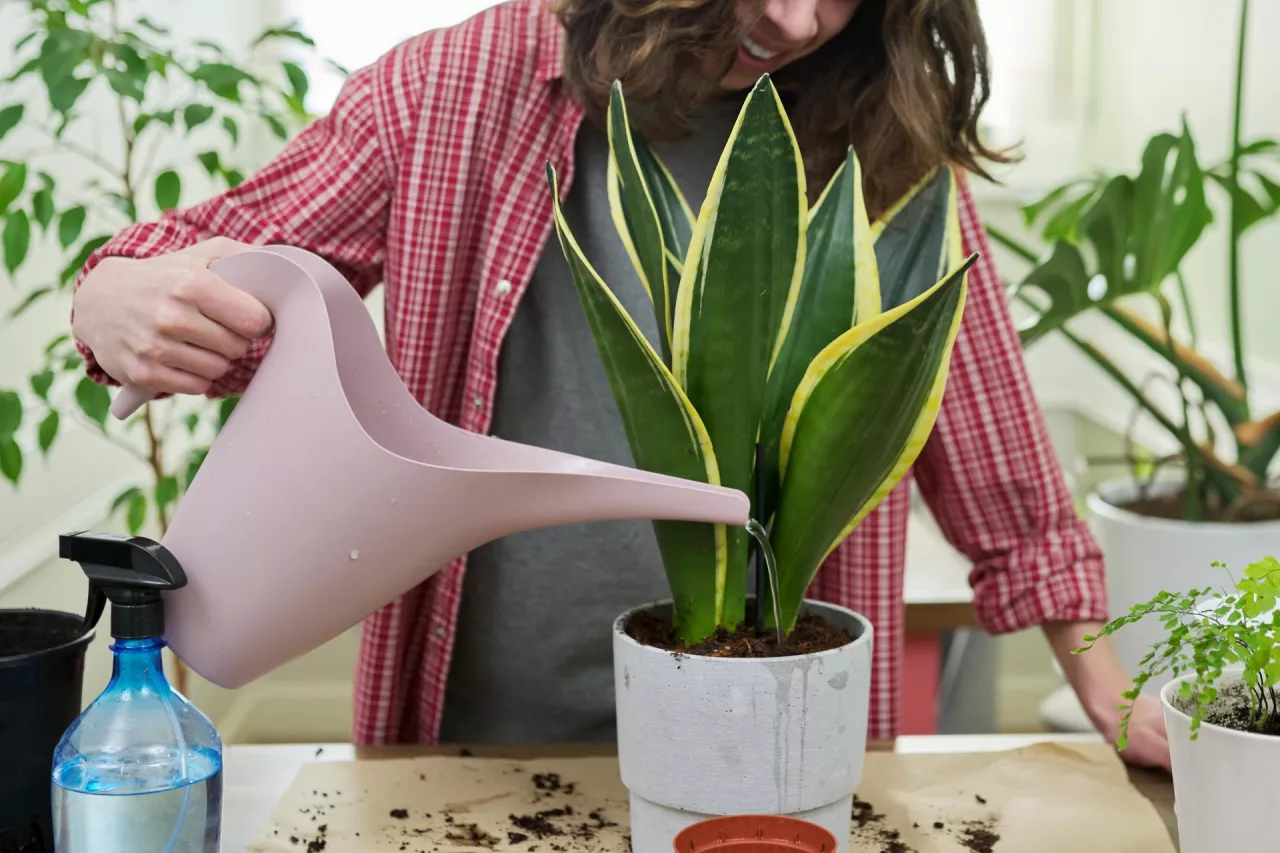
[{"left": 249, "top": 743, "right": 1174, "bottom": 852}]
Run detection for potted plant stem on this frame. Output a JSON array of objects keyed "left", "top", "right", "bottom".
[
  {"left": 986, "top": 0, "right": 1280, "bottom": 688},
  {"left": 546, "top": 75, "right": 973, "bottom": 853},
  {"left": 1075, "top": 555, "right": 1280, "bottom": 853}
]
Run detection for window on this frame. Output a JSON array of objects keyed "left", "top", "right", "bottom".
[
  {"left": 975, "top": 0, "right": 1094, "bottom": 194},
  {"left": 282, "top": 0, "right": 507, "bottom": 112}
]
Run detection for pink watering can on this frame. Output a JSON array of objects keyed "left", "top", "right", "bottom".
[{"left": 107, "top": 246, "right": 750, "bottom": 689}]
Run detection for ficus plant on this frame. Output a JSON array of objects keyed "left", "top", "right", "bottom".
[
  {"left": 988, "top": 0, "right": 1280, "bottom": 524},
  {"left": 547, "top": 74, "right": 975, "bottom": 644},
  {"left": 1076, "top": 555, "right": 1280, "bottom": 745},
  {"left": 0, "top": 0, "right": 329, "bottom": 538}
]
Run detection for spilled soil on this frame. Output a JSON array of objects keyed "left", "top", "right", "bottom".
[
  {"left": 851, "top": 794, "right": 1001, "bottom": 853},
  {"left": 626, "top": 610, "right": 853, "bottom": 658}
]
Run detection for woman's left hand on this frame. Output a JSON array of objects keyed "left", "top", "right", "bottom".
[
  {"left": 1042, "top": 620, "right": 1172, "bottom": 772},
  {"left": 1096, "top": 693, "right": 1171, "bottom": 771}
]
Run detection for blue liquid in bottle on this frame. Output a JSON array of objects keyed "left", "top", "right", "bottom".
[{"left": 52, "top": 637, "right": 222, "bottom": 853}]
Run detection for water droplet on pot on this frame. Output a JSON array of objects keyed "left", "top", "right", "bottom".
[{"left": 349, "top": 550, "right": 359, "bottom": 561}]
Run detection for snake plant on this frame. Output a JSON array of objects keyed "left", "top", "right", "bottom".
[{"left": 546, "top": 74, "right": 975, "bottom": 643}]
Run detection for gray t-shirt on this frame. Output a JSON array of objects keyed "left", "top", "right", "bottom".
[{"left": 438, "top": 97, "right": 742, "bottom": 744}]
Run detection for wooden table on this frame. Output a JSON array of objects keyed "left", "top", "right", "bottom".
[{"left": 221, "top": 733, "right": 1175, "bottom": 852}]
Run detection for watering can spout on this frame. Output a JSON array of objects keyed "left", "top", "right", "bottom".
[{"left": 110, "top": 246, "right": 748, "bottom": 689}]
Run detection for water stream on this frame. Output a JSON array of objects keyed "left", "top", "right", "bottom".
[{"left": 746, "top": 519, "right": 784, "bottom": 645}]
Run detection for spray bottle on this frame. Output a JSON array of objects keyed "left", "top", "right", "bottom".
[{"left": 51, "top": 532, "right": 222, "bottom": 852}]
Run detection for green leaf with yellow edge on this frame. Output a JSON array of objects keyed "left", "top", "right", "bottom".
[
  {"left": 671, "top": 74, "right": 806, "bottom": 625},
  {"left": 547, "top": 162, "right": 727, "bottom": 643},
  {"left": 768, "top": 255, "right": 975, "bottom": 631},
  {"left": 870, "top": 166, "right": 955, "bottom": 311},
  {"left": 606, "top": 80, "right": 674, "bottom": 362},
  {"left": 758, "top": 147, "right": 878, "bottom": 527}
]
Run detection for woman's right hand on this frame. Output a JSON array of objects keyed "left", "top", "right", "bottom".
[{"left": 72, "top": 237, "right": 274, "bottom": 396}]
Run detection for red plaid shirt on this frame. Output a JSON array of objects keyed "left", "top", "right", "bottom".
[{"left": 75, "top": 0, "right": 1107, "bottom": 743}]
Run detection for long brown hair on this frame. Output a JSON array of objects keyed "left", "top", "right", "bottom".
[{"left": 551, "top": 0, "right": 1016, "bottom": 218}]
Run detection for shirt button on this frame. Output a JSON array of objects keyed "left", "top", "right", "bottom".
[
  {"left": 495, "top": 279, "right": 512, "bottom": 296},
  {"left": 434, "top": 626, "right": 447, "bottom": 638},
  {"left": 472, "top": 394, "right": 484, "bottom": 410}
]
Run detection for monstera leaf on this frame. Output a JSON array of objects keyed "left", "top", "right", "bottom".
[{"left": 1012, "top": 124, "right": 1211, "bottom": 347}]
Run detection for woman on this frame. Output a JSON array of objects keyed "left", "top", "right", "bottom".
[{"left": 69, "top": 0, "right": 1170, "bottom": 767}]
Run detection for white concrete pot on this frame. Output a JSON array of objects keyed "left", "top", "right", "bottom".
[
  {"left": 1161, "top": 668, "right": 1280, "bottom": 853},
  {"left": 613, "top": 599, "right": 873, "bottom": 853},
  {"left": 1088, "top": 476, "right": 1280, "bottom": 691}
]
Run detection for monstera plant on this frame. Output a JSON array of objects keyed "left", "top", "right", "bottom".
[
  {"left": 546, "top": 74, "right": 974, "bottom": 643},
  {"left": 988, "top": 0, "right": 1279, "bottom": 523}
]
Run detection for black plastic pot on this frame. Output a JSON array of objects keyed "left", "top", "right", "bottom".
[{"left": 0, "top": 609, "right": 94, "bottom": 853}]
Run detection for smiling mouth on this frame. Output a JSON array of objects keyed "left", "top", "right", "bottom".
[{"left": 741, "top": 35, "right": 783, "bottom": 63}]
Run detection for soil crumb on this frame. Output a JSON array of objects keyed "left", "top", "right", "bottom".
[
  {"left": 389, "top": 808, "right": 409, "bottom": 819},
  {"left": 959, "top": 820, "right": 1000, "bottom": 853},
  {"left": 510, "top": 808, "right": 570, "bottom": 839},
  {"left": 445, "top": 822, "right": 499, "bottom": 848},
  {"left": 627, "top": 610, "right": 853, "bottom": 658},
  {"left": 532, "top": 772, "right": 576, "bottom": 795},
  {"left": 849, "top": 796, "right": 917, "bottom": 853}
]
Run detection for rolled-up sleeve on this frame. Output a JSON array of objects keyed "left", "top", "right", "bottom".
[{"left": 912, "top": 175, "right": 1109, "bottom": 634}]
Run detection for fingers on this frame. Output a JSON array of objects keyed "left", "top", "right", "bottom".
[
  {"left": 125, "top": 360, "right": 214, "bottom": 397},
  {"left": 174, "top": 270, "right": 273, "bottom": 340}
]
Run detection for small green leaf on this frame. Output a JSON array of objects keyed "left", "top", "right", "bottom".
[
  {"left": 105, "top": 68, "right": 145, "bottom": 101},
  {"left": 283, "top": 61, "right": 309, "bottom": 99},
  {"left": 185, "top": 447, "right": 208, "bottom": 486},
  {"left": 0, "top": 105, "right": 24, "bottom": 142},
  {"left": 253, "top": 25, "right": 316, "bottom": 48},
  {"left": 126, "top": 492, "right": 147, "bottom": 533},
  {"left": 137, "top": 16, "right": 171, "bottom": 35},
  {"left": 185, "top": 412, "right": 200, "bottom": 434},
  {"left": 154, "top": 474, "right": 179, "bottom": 511},
  {"left": 38, "top": 411, "right": 59, "bottom": 454},
  {"left": 4, "top": 210, "right": 31, "bottom": 274},
  {"left": 191, "top": 63, "right": 253, "bottom": 101},
  {"left": 30, "top": 371, "right": 54, "bottom": 400},
  {"left": 45, "top": 334, "right": 70, "bottom": 355},
  {"left": 260, "top": 111, "right": 287, "bottom": 140},
  {"left": 75, "top": 376, "right": 110, "bottom": 428},
  {"left": 59, "top": 206, "right": 86, "bottom": 248},
  {"left": 0, "top": 438, "right": 21, "bottom": 485},
  {"left": 223, "top": 169, "right": 244, "bottom": 188},
  {"left": 32, "top": 188, "right": 55, "bottom": 230},
  {"left": 48, "top": 76, "right": 91, "bottom": 115},
  {"left": 217, "top": 395, "right": 239, "bottom": 427},
  {"left": 60, "top": 235, "right": 110, "bottom": 284},
  {"left": 111, "top": 486, "right": 143, "bottom": 513},
  {"left": 221, "top": 115, "right": 239, "bottom": 144},
  {"left": 9, "top": 286, "right": 53, "bottom": 318},
  {"left": 0, "top": 163, "right": 27, "bottom": 213},
  {"left": 197, "top": 151, "right": 221, "bottom": 177},
  {"left": 0, "top": 390, "right": 21, "bottom": 440},
  {"left": 154, "top": 169, "right": 181, "bottom": 211},
  {"left": 183, "top": 104, "right": 214, "bottom": 130}
]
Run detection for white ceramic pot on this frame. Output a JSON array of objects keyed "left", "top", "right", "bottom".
[
  {"left": 1161, "top": 668, "right": 1279, "bottom": 853},
  {"left": 613, "top": 599, "right": 873, "bottom": 853},
  {"left": 1088, "top": 477, "right": 1280, "bottom": 691}
]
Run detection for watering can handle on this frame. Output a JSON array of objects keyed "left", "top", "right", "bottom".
[
  {"left": 109, "top": 253, "right": 262, "bottom": 421},
  {"left": 110, "top": 384, "right": 155, "bottom": 420}
]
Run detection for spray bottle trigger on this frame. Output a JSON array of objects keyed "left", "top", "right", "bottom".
[{"left": 83, "top": 583, "right": 107, "bottom": 631}]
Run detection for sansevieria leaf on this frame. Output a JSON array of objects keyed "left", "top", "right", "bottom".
[
  {"left": 758, "top": 147, "right": 878, "bottom": 526},
  {"left": 607, "top": 81, "right": 675, "bottom": 362},
  {"left": 547, "top": 163, "right": 727, "bottom": 643},
  {"left": 632, "top": 137, "right": 694, "bottom": 279},
  {"left": 671, "top": 74, "right": 806, "bottom": 625},
  {"left": 768, "top": 255, "right": 976, "bottom": 631},
  {"left": 872, "top": 166, "right": 956, "bottom": 311}
]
